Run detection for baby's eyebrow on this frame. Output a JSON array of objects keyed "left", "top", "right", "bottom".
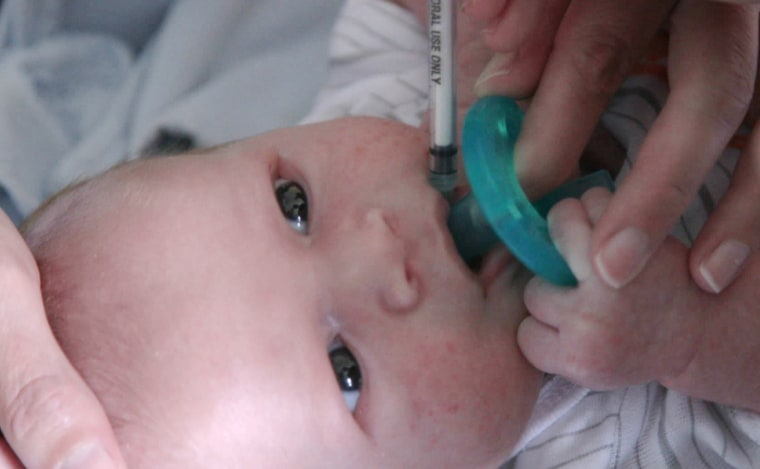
[
  {"left": 140, "top": 127, "right": 237, "bottom": 159},
  {"left": 20, "top": 157, "right": 145, "bottom": 236},
  {"left": 140, "top": 129, "right": 197, "bottom": 157},
  {"left": 182, "top": 140, "right": 236, "bottom": 157}
]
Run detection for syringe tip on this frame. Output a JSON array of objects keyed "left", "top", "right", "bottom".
[{"left": 428, "top": 170, "right": 457, "bottom": 199}]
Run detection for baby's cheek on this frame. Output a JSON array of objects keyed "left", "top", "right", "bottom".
[{"left": 399, "top": 334, "right": 527, "bottom": 460}]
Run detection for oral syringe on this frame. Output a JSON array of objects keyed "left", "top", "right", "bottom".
[
  {"left": 427, "top": 0, "right": 458, "bottom": 200},
  {"left": 426, "top": 1, "right": 614, "bottom": 286}
]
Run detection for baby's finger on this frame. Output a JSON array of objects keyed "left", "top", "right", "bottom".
[
  {"left": 523, "top": 276, "right": 569, "bottom": 329},
  {"left": 547, "top": 198, "right": 594, "bottom": 282},
  {"left": 580, "top": 186, "right": 613, "bottom": 225},
  {"left": 474, "top": 0, "right": 570, "bottom": 98},
  {"left": 517, "top": 316, "right": 561, "bottom": 374},
  {"left": 591, "top": 1, "right": 757, "bottom": 289},
  {"left": 690, "top": 123, "right": 760, "bottom": 293}
]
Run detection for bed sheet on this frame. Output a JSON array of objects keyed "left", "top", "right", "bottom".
[{"left": 0, "top": 0, "right": 344, "bottom": 223}]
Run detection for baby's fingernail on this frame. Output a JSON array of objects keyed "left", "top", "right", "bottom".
[
  {"left": 475, "top": 52, "right": 515, "bottom": 96},
  {"left": 59, "top": 443, "right": 115, "bottom": 469},
  {"left": 594, "top": 227, "right": 650, "bottom": 289},
  {"left": 698, "top": 239, "right": 750, "bottom": 294}
]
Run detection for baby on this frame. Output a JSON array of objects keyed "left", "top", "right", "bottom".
[
  {"left": 22, "top": 116, "right": 543, "bottom": 467},
  {"left": 20, "top": 101, "right": 760, "bottom": 468},
  {"left": 11, "top": 0, "right": 760, "bottom": 467}
]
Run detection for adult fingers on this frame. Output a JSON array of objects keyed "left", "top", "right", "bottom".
[
  {"left": 0, "top": 437, "right": 23, "bottom": 468},
  {"left": 689, "top": 3, "right": 760, "bottom": 294},
  {"left": 590, "top": 1, "right": 758, "bottom": 288},
  {"left": 469, "top": 0, "right": 571, "bottom": 98},
  {"left": 459, "top": 0, "right": 509, "bottom": 23},
  {"left": 0, "top": 210, "right": 123, "bottom": 466},
  {"left": 0, "top": 272, "right": 125, "bottom": 467},
  {"left": 513, "top": 0, "right": 673, "bottom": 200},
  {"left": 690, "top": 121, "right": 760, "bottom": 293}
]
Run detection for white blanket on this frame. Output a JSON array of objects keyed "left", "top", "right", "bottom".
[{"left": 0, "top": 0, "right": 344, "bottom": 223}]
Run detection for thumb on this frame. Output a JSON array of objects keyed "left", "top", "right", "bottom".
[
  {"left": 2, "top": 366, "right": 126, "bottom": 469},
  {"left": 0, "top": 292, "right": 125, "bottom": 468}
]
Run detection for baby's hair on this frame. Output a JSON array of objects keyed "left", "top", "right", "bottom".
[
  {"left": 21, "top": 141, "right": 243, "bottom": 321},
  {"left": 20, "top": 178, "right": 90, "bottom": 244}
]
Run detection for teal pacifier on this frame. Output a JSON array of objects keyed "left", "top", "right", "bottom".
[{"left": 448, "top": 96, "right": 614, "bottom": 286}]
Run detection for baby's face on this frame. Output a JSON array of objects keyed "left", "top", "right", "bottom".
[{"left": 37, "top": 117, "right": 542, "bottom": 467}]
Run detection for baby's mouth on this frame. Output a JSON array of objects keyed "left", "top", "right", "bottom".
[
  {"left": 478, "top": 245, "right": 521, "bottom": 294},
  {"left": 436, "top": 190, "right": 517, "bottom": 292}
]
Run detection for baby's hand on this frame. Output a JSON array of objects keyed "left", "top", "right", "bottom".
[{"left": 517, "top": 188, "right": 707, "bottom": 390}]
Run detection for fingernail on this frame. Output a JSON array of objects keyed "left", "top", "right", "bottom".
[
  {"left": 59, "top": 443, "right": 115, "bottom": 469},
  {"left": 474, "top": 52, "right": 515, "bottom": 96},
  {"left": 594, "top": 227, "right": 650, "bottom": 289},
  {"left": 698, "top": 239, "right": 750, "bottom": 293}
]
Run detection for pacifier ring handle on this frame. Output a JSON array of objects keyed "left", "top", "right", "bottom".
[{"left": 460, "top": 96, "right": 614, "bottom": 286}]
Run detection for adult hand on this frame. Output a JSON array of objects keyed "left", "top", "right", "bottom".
[
  {"left": 0, "top": 210, "right": 125, "bottom": 468},
  {"left": 464, "top": 0, "right": 760, "bottom": 293}
]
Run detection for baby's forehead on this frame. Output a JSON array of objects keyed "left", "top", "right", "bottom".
[
  {"left": 23, "top": 157, "right": 151, "bottom": 235},
  {"left": 26, "top": 148, "right": 221, "bottom": 227}
]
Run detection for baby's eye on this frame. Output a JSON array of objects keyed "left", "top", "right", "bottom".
[
  {"left": 274, "top": 179, "right": 309, "bottom": 234},
  {"left": 329, "top": 341, "right": 362, "bottom": 413}
]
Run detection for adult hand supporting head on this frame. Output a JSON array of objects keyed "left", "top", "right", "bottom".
[
  {"left": 0, "top": 209, "right": 125, "bottom": 468},
  {"left": 465, "top": 0, "right": 759, "bottom": 293}
]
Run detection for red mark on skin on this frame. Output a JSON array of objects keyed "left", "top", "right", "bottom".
[
  {"left": 445, "top": 341, "right": 458, "bottom": 354},
  {"left": 354, "top": 144, "right": 369, "bottom": 157},
  {"left": 446, "top": 403, "right": 460, "bottom": 415}
]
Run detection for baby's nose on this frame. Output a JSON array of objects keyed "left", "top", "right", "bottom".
[{"left": 335, "top": 208, "right": 421, "bottom": 313}]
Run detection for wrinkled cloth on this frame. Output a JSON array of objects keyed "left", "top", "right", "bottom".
[{"left": 0, "top": 0, "right": 343, "bottom": 222}]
